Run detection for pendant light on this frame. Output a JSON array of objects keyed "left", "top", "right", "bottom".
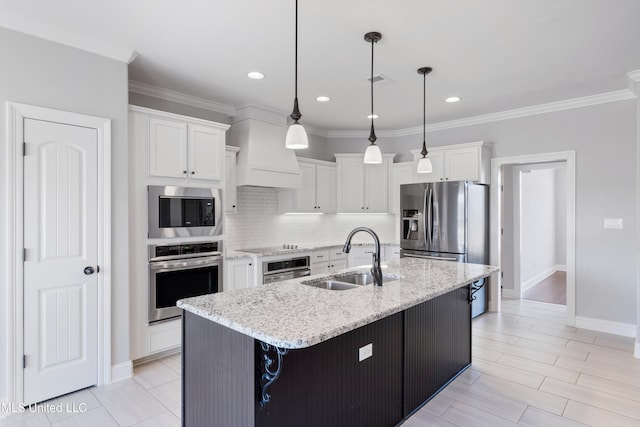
[
  {"left": 285, "top": 0, "right": 309, "bottom": 149},
  {"left": 416, "top": 67, "right": 433, "bottom": 173},
  {"left": 363, "top": 31, "right": 382, "bottom": 164}
]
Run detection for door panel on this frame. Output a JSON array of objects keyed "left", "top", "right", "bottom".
[
  {"left": 431, "top": 182, "right": 466, "bottom": 254},
  {"left": 23, "top": 118, "right": 98, "bottom": 404}
]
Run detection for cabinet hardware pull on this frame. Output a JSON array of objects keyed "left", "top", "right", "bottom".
[
  {"left": 191, "top": 171, "right": 195, "bottom": 175},
  {"left": 183, "top": 170, "right": 187, "bottom": 174}
]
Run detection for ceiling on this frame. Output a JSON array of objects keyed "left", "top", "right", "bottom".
[{"left": 3, "top": 0, "right": 640, "bottom": 131}]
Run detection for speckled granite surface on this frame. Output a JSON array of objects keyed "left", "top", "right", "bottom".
[
  {"left": 178, "top": 257, "right": 498, "bottom": 349},
  {"left": 225, "top": 242, "right": 398, "bottom": 259}
]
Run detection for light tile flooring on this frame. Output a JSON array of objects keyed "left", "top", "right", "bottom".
[{"left": 2, "top": 298, "right": 640, "bottom": 426}]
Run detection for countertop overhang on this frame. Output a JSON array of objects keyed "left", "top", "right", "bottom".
[{"left": 178, "top": 258, "right": 498, "bottom": 349}]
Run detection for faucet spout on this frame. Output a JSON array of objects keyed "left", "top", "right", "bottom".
[{"left": 342, "top": 227, "right": 383, "bottom": 286}]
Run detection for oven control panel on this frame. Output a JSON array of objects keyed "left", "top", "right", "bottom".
[{"left": 149, "top": 241, "right": 221, "bottom": 261}]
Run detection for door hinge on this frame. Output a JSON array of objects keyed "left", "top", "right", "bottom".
[
  {"left": 23, "top": 248, "right": 26, "bottom": 262},
  {"left": 23, "top": 142, "right": 26, "bottom": 156},
  {"left": 501, "top": 271, "right": 504, "bottom": 278},
  {"left": 23, "top": 355, "right": 26, "bottom": 369},
  {"left": 501, "top": 228, "right": 504, "bottom": 235}
]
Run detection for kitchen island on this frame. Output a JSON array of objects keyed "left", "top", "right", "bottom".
[{"left": 178, "top": 257, "right": 498, "bottom": 426}]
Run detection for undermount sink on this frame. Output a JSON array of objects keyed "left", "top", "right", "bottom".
[
  {"left": 334, "top": 272, "right": 399, "bottom": 285},
  {"left": 301, "top": 271, "right": 400, "bottom": 291},
  {"left": 302, "top": 280, "right": 359, "bottom": 291}
]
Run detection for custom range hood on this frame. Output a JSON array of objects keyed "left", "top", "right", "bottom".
[{"left": 230, "top": 106, "right": 303, "bottom": 189}]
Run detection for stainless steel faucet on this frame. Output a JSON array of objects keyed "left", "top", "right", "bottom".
[{"left": 342, "top": 227, "right": 383, "bottom": 286}]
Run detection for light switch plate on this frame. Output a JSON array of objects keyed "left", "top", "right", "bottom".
[
  {"left": 604, "top": 218, "right": 623, "bottom": 229},
  {"left": 359, "top": 343, "right": 373, "bottom": 362}
]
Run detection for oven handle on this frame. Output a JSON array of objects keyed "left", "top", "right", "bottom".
[{"left": 150, "top": 256, "right": 222, "bottom": 272}]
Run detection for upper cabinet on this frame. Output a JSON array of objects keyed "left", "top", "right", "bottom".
[
  {"left": 225, "top": 146, "right": 240, "bottom": 214},
  {"left": 278, "top": 158, "right": 337, "bottom": 213},
  {"left": 139, "top": 107, "right": 229, "bottom": 182},
  {"left": 412, "top": 141, "right": 491, "bottom": 184},
  {"left": 335, "top": 153, "right": 395, "bottom": 213}
]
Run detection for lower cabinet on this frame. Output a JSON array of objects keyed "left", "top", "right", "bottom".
[
  {"left": 224, "top": 257, "right": 256, "bottom": 291},
  {"left": 311, "top": 247, "right": 348, "bottom": 275}
]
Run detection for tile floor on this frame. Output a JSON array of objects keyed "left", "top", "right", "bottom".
[{"left": 2, "top": 298, "right": 639, "bottom": 426}]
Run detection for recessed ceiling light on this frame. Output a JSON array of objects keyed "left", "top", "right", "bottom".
[
  {"left": 367, "top": 114, "right": 379, "bottom": 119},
  {"left": 445, "top": 96, "right": 461, "bottom": 103},
  {"left": 316, "top": 96, "right": 331, "bottom": 102},
  {"left": 247, "top": 71, "right": 265, "bottom": 80}
]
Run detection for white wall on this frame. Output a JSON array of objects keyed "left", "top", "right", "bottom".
[
  {"left": 326, "top": 99, "right": 637, "bottom": 325},
  {"left": 519, "top": 168, "right": 557, "bottom": 288},
  {"left": 0, "top": 28, "right": 130, "bottom": 398},
  {"left": 225, "top": 187, "right": 397, "bottom": 250}
]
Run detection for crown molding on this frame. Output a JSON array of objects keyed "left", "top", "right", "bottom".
[
  {"left": 129, "top": 81, "right": 237, "bottom": 117},
  {"left": 327, "top": 89, "right": 636, "bottom": 139},
  {"left": 0, "top": 13, "right": 137, "bottom": 63}
]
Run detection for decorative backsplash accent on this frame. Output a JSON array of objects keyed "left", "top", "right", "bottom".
[{"left": 225, "top": 187, "right": 397, "bottom": 250}]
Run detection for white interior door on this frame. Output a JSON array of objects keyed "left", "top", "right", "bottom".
[{"left": 23, "top": 118, "right": 99, "bottom": 404}]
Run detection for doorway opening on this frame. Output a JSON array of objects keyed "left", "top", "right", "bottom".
[
  {"left": 489, "top": 151, "right": 576, "bottom": 325},
  {"left": 506, "top": 162, "right": 567, "bottom": 306}
]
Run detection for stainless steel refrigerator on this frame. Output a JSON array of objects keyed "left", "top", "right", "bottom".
[{"left": 400, "top": 181, "right": 489, "bottom": 317}]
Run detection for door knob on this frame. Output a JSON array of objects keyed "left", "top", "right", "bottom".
[{"left": 84, "top": 266, "right": 95, "bottom": 275}]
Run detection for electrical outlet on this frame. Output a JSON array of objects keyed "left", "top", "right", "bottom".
[
  {"left": 604, "top": 218, "right": 623, "bottom": 229},
  {"left": 359, "top": 343, "right": 373, "bottom": 362}
]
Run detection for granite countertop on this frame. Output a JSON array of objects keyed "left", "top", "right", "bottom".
[
  {"left": 225, "top": 242, "right": 399, "bottom": 259},
  {"left": 178, "top": 257, "right": 498, "bottom": 349}
]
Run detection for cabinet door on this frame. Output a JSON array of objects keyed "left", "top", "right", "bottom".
[
  {"left": 348, "top": 245, "right": 375, "bottom": 268},
  {"left": 311, "top": 262, "right": 331, "bottom": 275},
  {"left": 149, "top": 117, "right": 188, "bottom": 178},
  {"left": 364, "top": 161, "right": 388, "bottom": 212},
  {"left": 225, "top": 259, "right": 255, "bottom": 291},
  {"left": 444, "top": 147, "right": 479, "bottom": 181},
  {"left": 383, "top": 245, "right": 401, "bottom": 262},
  {"left": 339, "top": 158, "right": 365, "bottom": 212},
  {"left": 224, "top": 150, "right": 237, "bottom": 214},
  {"left": 189, "top": 124, "right": 224, "bottom": 181},
  {"left": 315, "top": 164, "right": 336, "bottom": 213},
  {"left": 330, "top": 258, "right": 348, "bottom": 272},
  {"left": 295, "top": 161, "right": 317, "bottom": 212}
]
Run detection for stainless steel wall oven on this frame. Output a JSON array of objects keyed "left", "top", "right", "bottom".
[
  {"left": 148, "top": 185, "right": 222, "bottom": 238},
  {"left": 148, "top": 241, "right": 222, "bottom": 323}
]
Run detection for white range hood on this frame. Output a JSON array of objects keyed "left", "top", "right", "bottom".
[{"left": 229, "top": 106, "right": 302, "bottom": 189}]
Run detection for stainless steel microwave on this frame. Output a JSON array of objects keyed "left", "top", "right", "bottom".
[{"left": 148, "top": 186, "right": 223, "bottom": 238}]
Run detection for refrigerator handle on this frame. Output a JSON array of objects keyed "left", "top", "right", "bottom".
[
  {"left": 423, "top": 188, "right": 429, "bottom": 247},
  {"left": 427, "top": 188, "right": 433, "bottom": 246}
]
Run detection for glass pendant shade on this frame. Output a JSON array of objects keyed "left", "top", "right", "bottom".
[
  {"left": 416, "top": 156, "right": 433, "bottom": 173},
  {"left": 363, "top": 143, "right": 382, "bottom": 164},
  {"left": 285, "top": 122, "right": 309, "bottom": 149}
]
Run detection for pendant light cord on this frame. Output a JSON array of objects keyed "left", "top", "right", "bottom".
[
  {"left": 295, "top": 0, "right": 298, "bottom": 101},
  {"left": 369, "top": 36, "right": 376, "bottom": 143},
  {"left": 423, "top": 70, "right": 426, "bottom": 145}
]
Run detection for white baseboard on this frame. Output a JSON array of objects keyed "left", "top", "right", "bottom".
[
  {"left": 635, "top": 342, "right": 640, "bottom": 359},
  {"left": 554, "top": 264, "right": 567, "bottom": 272},
  {"left": 111, "top": 361, "right": 133, "bottom": 383},
  {"left": 521, "top": 266, "right": 556, "bottom": 292},
  {"left": 501, "top": 288, "right": 518, "bottom": 298},
  {"left": 575, "top": 316, "right": 636, "bottom": 338}
]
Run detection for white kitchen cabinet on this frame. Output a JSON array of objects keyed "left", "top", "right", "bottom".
[
  {"left": 225, "top": 146, "right": 240, "bottom": 214},
  {"left": 311, "top": 247, "right": 348, "bottom": 274},
  {"left": 146, "top": 110, "right": 228, "bottom": 181},
  {"left": 411, "top": 141, "right": 491, "bottom": 184},
  {"left": 389, "top": 162, "right": 416, "bottom": 214},
  {"left": 278, "top": 158, "right": 336, "bottom": 213},
  {"left": 225, "top": 257, "right": 256, "bottom": 291},
  {"left": 335, "top": 153, "right": 395, "bottom": 213}
]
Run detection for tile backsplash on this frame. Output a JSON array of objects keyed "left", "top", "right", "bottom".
[{"left": 225, "top": 187, "right": 398, "bottom": 250}]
